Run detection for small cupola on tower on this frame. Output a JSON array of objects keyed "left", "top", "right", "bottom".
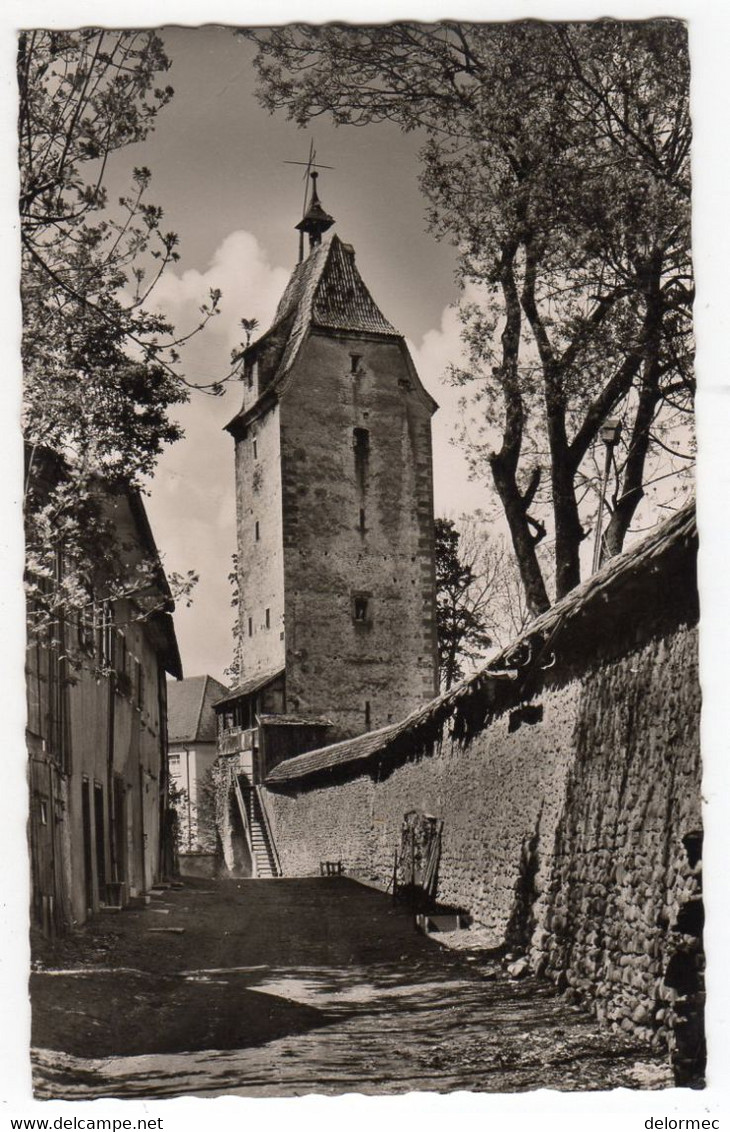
[{"left": 295, "top": 172, "right": 335, "bottom": 259}]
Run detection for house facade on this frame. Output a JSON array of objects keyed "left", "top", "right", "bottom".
[
  {"left": 167, "top": 674, "right": 227, "bottom": 874},
  {"left": 26, "top": 489, "right": 182, "bottom": 935}
]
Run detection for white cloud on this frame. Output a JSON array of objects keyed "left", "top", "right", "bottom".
[
  {"left": 152, "top": 229, "right": 290, "bottom": 369},
  {"left": 409, "top": 286, "right": 498, "bottom": 519},
  {"left": 145, "top": 231, "right": 290, "bottom": 681}
]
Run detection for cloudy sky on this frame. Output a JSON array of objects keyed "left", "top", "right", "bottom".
[{"left": 113, "top": 27, "right": 491, "bottom": 683}]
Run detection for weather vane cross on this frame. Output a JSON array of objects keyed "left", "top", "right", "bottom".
[
  {"left": 284, "top": 139, "right": 334, "bottom": 217},
  {"left": 284, "top": 139, "right": 335, "bottom": 261}
]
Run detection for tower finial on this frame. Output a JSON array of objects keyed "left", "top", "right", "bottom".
[{"left": 295, "top": 170, "right": 335, "bottom": 260}]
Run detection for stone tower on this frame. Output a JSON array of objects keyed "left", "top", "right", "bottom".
[{"left": 225, "top": 176, "right": 438, "bottom": 739}]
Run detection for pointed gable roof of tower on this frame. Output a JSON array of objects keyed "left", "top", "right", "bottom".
[
  {"left": 272, "top": 234, "right": 398, "bottom": 374},
  {"left": 226, "top": 234, "right": 435, "bottom": 435}
]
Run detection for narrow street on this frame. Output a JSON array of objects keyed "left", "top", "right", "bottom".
[{"left": 31, "top": 877, "right": 672, "bottom": 1098}]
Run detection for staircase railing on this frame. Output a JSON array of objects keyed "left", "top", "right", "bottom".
[
  {"left": 255, "top": 785, "right": 282, "bottom": 877},
  {"left": 232, "top": 774, "right": 257, "bottom": 878}
]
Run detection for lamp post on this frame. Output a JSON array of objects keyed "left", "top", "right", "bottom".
[{"left": 592, "top": 419, "right": 622, "bottom": 574}]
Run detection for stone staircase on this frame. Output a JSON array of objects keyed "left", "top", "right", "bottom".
[{"left": 240, "top": 780, "right": 280, "bottom": 878}]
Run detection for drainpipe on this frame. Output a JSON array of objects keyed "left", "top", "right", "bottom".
[
  {"left": 106, "top": 652, "right": 116, "bottom": 894},
  {"left": 186, "top": 748, "right": 192, "bottom": 852}
]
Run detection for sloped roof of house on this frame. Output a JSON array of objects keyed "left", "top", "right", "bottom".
[
  {"left": 168, "top": 674, "right": 229, "bottom": 744},
  {"left": 212, "top": 667, "right": 285, "bottom": 710},
  {"left": 266, "top": 500, "right": 697, "bottom": 788}
]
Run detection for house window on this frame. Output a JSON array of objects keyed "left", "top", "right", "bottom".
[
  {"left": 265, "top": 608, "right": 271, "bottom": 629},
  {"left": 100, "top": 602, "right": 114, "bottom": 668},
  {"left": 77, "top": 604, "right": 93, "bottom": 654},
  {"left": 169, "top": 753, "right": 180, "bottom": 768},
  {"left": 245, "top": 359, "right": 258, "bottom": 390},
  {"left": 352, "top": 592, "right": 372, "bottom": 625},
  {"left": 135, "top": 659, "right": 144, "bottom": 710},
  {"left": 116, "top": 633, "right": 133, "bottom": 697}
]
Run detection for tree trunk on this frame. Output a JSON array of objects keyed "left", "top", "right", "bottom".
[
  {"left": 490, "top": 452, "right": 550, "bottom": 615},
  {"left": 604, "top": 257, "right": 664, "bottom": 557},
  {"left": 489, "top": 239, "right": 551, "bottom": 617},
  {"left": 520, "top": 240, "right": 584, "bottom": 601},
  {"left": 547, "top": 411, "right": 585, "bottom": 599}
]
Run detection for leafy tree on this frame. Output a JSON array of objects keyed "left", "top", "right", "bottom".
[
  {"left": 435, "top": 517, "right": 494, "bottom": 689},
  {"left": 19, "top": 30, "right": 218, "bottom": 648},
  {"left": 244, "top": 21, "right": 694, "bottom": 612}
]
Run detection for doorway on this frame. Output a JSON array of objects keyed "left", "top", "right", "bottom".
[{"left": 81, "top": 778, "right": 93, "bottom": 911}]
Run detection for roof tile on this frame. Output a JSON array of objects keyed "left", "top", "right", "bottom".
[{"left": 168, "top": 675, "right": 229, "bottom": 744}]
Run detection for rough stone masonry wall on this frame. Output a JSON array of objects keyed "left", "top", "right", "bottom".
[
  {"left": 263, "top": 620, "right": 700, "bottom": 1048},
  {"left": 264, "top": 679, "right": 579, "bottom": 941},
  {"left": 534, "top": 626, "right": 701, "bottom": 1051},
  {"left": 280, "top": 330, "right": 438, "bottom": 736}
]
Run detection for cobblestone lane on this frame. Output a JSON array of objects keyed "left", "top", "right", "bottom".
[{"left": 31, "top": 877, "right": 672, "bottom": 1098}]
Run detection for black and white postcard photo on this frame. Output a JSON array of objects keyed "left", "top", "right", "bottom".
[{"left": 4, "top": 2, "right": 729, "bottom": 1125}]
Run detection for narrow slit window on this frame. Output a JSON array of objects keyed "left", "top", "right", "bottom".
[
  {"left": 265, "top": 608, "right": 271, "bottom": 629},
  {"left": 350, "top": 354, "right": 362, "bottom": 374},
  {"left": 247, "top": 617, "right": 253, "bottom": 637},
  {"left": 359, "top": 508, "right": 366, "bottom": 532},
  {"left": 353, "top": 428, "right": 370, "bottom": 489},
  {"left": 255, "top": 520, "right": 260, "bottom": 541},
  {"left": 253, "top": 438, "right": 258, "bottom": 460}
]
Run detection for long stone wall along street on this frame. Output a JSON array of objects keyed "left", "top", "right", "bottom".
[{"left": 257, "top": 504, "right": 701, "bottom": 1069}]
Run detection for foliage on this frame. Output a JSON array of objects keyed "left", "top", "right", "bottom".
[
  {"left": 435, "top": 517, "right": 493, "bottom": 689},
  {"left": 223, "top": 553, "right": 243, "bottom": 685},
  {"left": 244, "top": 21, "right": 694, "bottom": 611},
  {"left": 195, "top": 766, "right": 220, "bottom": 855},
  {"left": 19, "top": 30, "right": 212, "bottom": 646},
  {"left": 169, "top": 765, "right": 218, "bottom": 855},
  {"left": 436, "top": 513, "right": 539, "bottom": 688}
]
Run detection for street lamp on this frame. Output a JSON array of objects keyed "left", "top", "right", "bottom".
[{"left": 592, "top": 419, "right": 622, "bottom": 574}]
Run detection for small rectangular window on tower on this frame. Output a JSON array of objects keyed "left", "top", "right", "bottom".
[
  {"left": 247, "top": 617, "right": 253, "bottom": 637},
  {"left": 265, "top": 608, "right": 271, "bottom": 629},
  {"left": 353, "top": 427, "right": 370, "bottom": 453},
  {"left": 350, "top": 354, "right": 362, "bottom": 374},
  {"left": 255, "top": 520, "right": 260, "bottom": 541},
  {"left": 252, "top": 438, "right": 258, "bottom": 460},
  {"left": 352, "top": 591, "right": 372, "bottom": 625}
]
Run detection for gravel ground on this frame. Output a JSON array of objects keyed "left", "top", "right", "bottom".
[{"left": 31, "top": 876, "right": 673, "bottom": 1099}]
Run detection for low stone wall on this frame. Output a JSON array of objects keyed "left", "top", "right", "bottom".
[
  {"left": 265, "top": 679, "right": 582, "bottom": 941},
  {"left": 261, "top": 508, "right": 702, "bottom": 1059}
]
